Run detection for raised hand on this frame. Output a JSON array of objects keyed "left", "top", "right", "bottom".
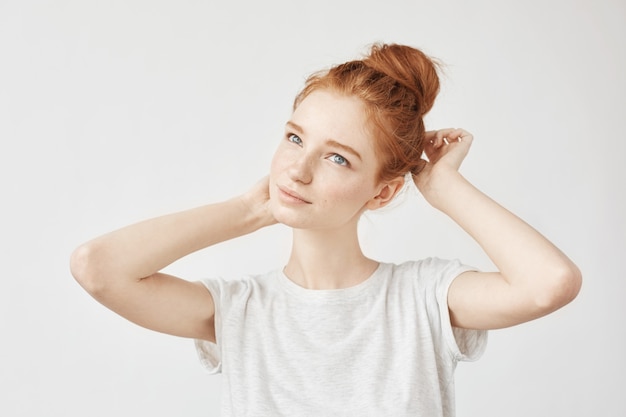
[
  {"left": 239, "top": 176, "right": 277, "bottom": 229},
  {"left": 71, "top": 176, "right": 279, "bottom": 341},
  {"left": 412, "top": 128, "right": 473, "bottom": 205},
  {"left": 409, "top": 127, "right": 580, "bottom": 330},
  {"left": 423, "top": 128, "right": 473, "bottom": 170}
]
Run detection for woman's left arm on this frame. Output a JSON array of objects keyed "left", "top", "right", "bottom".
[{"left": 414, "top": 128, "right": 582, "bottom": 330}]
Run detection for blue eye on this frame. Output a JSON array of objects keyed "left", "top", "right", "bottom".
[
  {"left": 288, "top": 134, "right": 302, "bottom": 145},
  {"left": 329, "top": 154, "right": 348, "bottom": 166}
]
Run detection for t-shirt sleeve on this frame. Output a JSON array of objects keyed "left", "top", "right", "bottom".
[
  {"left": 419, "top": 257, "right": 488, "bottom": 362},
  {"left": 194, "top": 279, "right": 225, "bottom": 374}
]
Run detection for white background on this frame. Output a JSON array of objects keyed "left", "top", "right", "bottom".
[{"left": 1, "top": 1, "right": 624, "bottom": 416}]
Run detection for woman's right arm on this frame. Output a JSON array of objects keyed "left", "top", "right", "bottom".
[{"left": 70, "top": 177, "right": 275, "bottom": 342}]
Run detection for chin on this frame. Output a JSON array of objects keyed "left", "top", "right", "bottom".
[
  {"left": 271, "top": 207, "right": 308, "bottom": 229},
  {"left": 268, "top": 202, "right": 313, "bottom": 229}
]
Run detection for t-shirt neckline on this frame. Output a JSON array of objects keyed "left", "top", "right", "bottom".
[{"left": 276, "top": 262, "right": 389, "bottom": 303}]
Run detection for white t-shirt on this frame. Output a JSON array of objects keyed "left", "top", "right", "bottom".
[{"left": 195, "top": 258, "right": 487, "bottom": 417}]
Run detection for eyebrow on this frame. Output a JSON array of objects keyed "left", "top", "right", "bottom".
[{"left": 286, "top": 121, "right": 363, "bottom": 161}]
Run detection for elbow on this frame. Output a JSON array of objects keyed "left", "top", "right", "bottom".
[
  {"left": 70, "top": 242, "right": 108, "bottom": 296},
  {"left": 534, "top": 262, "right": 582, "bottom": 314}
]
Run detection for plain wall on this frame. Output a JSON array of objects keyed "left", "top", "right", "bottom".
[{"left": 1, "top": 0, "right": 624, "bottom": 416}]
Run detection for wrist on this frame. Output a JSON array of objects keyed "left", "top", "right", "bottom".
[
  {"left": 416, "top": 168, "right": 469, "bottom": 211},
  {"left": 235, "top": 195, "right": 276, "bottom": 232}
]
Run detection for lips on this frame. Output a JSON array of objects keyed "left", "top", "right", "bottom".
[{"left": 278, "top": 186, "right": 312, "bottom": 204}]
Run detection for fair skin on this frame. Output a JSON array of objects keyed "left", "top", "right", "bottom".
[
  {"left": 70, "top": 89, "right": 581, "bottom": 344},
  {"left": 269, "top": 91, "right": 403, "bottom": 289}
]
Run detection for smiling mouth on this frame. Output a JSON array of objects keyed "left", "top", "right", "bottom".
[{"left": 278, "top": 186, "right": 312, "bottom": 204}]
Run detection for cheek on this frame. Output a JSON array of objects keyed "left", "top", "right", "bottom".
[
  {"left": 270, "top": 144, "right": 296, "bottom": 174},
  {"left": 268, "top": 158, "right": 281, "bottom": 198},
  {"left": 269, "top": 149, "right": 285, "bottom": 181},
  {"left": 269, "top": 147, "right": 280, "bottom": 170},
  {"left": 321, "top": 180, "right": 376, "bottom": 208}
]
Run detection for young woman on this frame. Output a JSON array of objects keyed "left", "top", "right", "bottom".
[{"left": 71, "top": 43, "right": 581, "bottom": 416}]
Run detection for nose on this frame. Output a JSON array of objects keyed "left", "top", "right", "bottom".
[{"left": 287, "top": 153, "right": 313, "bottom": 184}]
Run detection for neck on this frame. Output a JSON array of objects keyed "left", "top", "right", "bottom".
[{"left": 284, "top": 223, "right": 378, "bottom": 290}]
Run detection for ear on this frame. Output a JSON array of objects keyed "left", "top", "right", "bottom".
[{"left": 366, "top": 176, "right": 405, "bottom": 210}]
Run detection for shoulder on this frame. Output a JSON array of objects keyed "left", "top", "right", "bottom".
[
  {"left": 386, "top": 258, "right": 473, "bottom": 282},
  {"left": 380, "top": 258, "right": 476, "bottom": 303},
  {"left": 198, "top": 269, "right": 278, "bottom": 302}
]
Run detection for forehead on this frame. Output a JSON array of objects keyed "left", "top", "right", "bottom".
[{"left": 291, "top": 90, "right": 377, "bottom": 159}]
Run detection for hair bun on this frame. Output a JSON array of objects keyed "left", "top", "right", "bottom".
[{"left": 362, "top": 43, "right": 440, "bottom": 117}]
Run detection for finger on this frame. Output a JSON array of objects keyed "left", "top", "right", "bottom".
[
  {"left": 432, "top": 128, "right": 457, "bottom": 148},
  {"left": 423, "top": 144, "right": 444, "bottom": 165},
  {"left": 423, "top": 135, "right": 438, "bottom": 155},
  {"left": 445, "top": 128, "right": 474, "bottom": 143},
  {"left": 434, "top": 128, "right": 457, "bottom": 138},
  {"left": 424, "top": 130, "right": 438, "bottom": 143}
]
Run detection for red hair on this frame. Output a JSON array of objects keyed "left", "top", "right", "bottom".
[{"left": 294, "top": 43, "right": 440, "bottom": 182}]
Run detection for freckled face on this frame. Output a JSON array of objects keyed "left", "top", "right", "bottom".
[{"left": 269, "top": 90, "right": 384, "bottom": 230}]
